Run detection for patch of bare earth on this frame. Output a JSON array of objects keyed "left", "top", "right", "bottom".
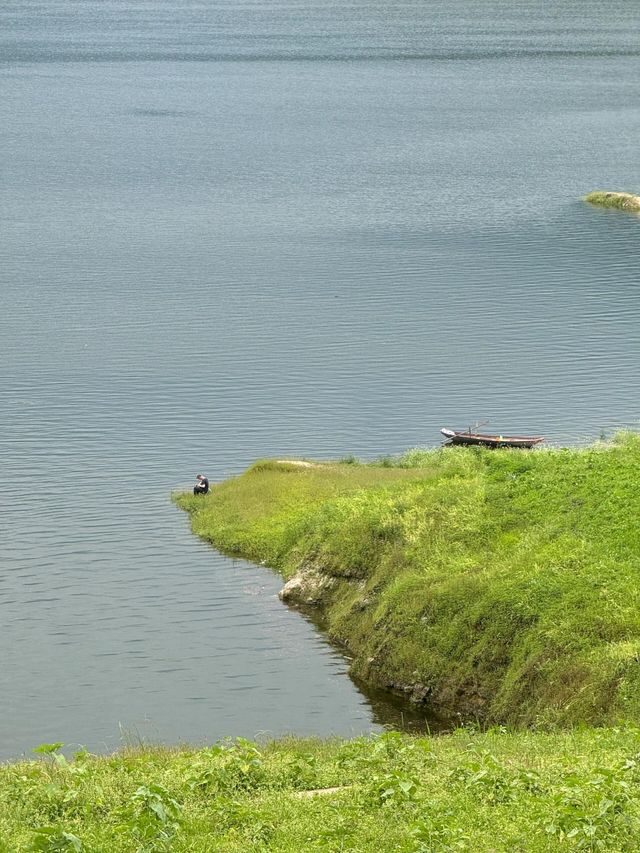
[{"left": 291, "top": 786, "right": 350, "bottom": 798}]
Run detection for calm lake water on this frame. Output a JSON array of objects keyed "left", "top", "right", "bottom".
[{"left": 1, "top": 0, "right": 640, "bottom": 759}]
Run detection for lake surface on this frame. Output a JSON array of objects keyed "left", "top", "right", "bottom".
[{"left": 1, "top": 0, "right": 640, "bottom": 759}]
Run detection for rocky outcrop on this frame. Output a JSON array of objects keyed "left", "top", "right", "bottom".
[{"left": 278, "top": 565, "right": 337, "bottom": 606}]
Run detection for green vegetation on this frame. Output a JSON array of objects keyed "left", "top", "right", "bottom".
[
  {"left": 176, "top": 435, "right": 640, "bottom": 726},
  {"left": 4, "top": 729, "right": 640, "bottom": 851},
  {"left": 8, "top": 439, "right": 640, "bottom": 848},
  {"left": 584, "top": 191, "right": 640, "bottom": 213}
]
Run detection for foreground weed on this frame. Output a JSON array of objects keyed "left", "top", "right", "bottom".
[
  {"left": 125, "top": 783, "right": 182, "bottom": 852},
  {"left": 275, "top": 752, "right": 318, "bottom": 789},
  {"left": 20, "top": 744, "right": 93, "bottom": 822},
  {"left": 371, "top": 731, "right": 412, "bottom": 759},
  {"left": 410, "top": 812, "right": 470, "bottom": 853},
  {"left": 29, "top": 827, "right": 83, "bottom": 852},
  {"left": 188, "top": 738, "right": 265, "bottom": 794},
  {"left": 542, "top": 760, "right": 638, "bottom": 850},
  {"left": 337, "top": 732, "right": 421, "bottom": 774},
  {"left": 374, "top": 770, "right": 420, "bottom": 805},
  {"left": 450, "top": 750, "right": 523, "bottom": 804},
  {"left": 209, "top": 797, "right": 275, "bottom": 848},
  {"left": 32, "top": 744, "right": 65, "bottom": 759},
  {"left": 315, "top": 809, "right": 359, "bottom": 851},
  {"left": 32, "top": 743, "right": 89, "bottom": 780}
]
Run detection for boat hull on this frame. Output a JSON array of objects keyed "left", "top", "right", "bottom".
[{"left": 440, "top": 428, "right": 544, "bottom": 449}]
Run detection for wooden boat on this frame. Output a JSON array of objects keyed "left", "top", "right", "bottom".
[{"left": 440, "top": 428, "right": 544, "bottom": 449}]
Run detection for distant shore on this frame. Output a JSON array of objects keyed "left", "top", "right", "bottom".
[{"left": 584, "top": 190, "right": 640, "bottom": 212}]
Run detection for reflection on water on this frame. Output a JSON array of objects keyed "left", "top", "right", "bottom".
[
  {"left": 354, "top": 681, "right": 451, "bottom": 735},
  {"left": 1, "top": 0, "right": 640, "bottom": 758}
]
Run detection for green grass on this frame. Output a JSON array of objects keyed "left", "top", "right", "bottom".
[
  {"left": 4, "top": 729, "right": 640, "bottom": 851},
  {"left": 584, "top": 191, "right": 640, "bottom": 212},
  {"left": 176, "top": 435, "right": 640, "bottom": 726}
]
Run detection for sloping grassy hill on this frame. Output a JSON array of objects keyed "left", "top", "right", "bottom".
[{"left": 176, "top": 435, "right": 640, "bottom": 726}]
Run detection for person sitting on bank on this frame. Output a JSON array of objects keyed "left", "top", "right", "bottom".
[{"left": 193, "top": 473, "right": 209, "bottom": 495}]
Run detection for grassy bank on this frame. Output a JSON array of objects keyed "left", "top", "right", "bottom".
[
  {"left": 176, "top": 435, "right": 640, "bottom": 727},
  {"left": 4, "top": 728, "right": 640, "bottom": 851},
  {"left": 584, "top": 191, "right": 640, "bottom": 212}
]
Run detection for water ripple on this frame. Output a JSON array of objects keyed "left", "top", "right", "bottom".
[{"left": 1, "top": 0, "right": 640, "bottom": 759}]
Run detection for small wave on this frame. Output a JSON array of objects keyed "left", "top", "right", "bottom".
[{"left": 2, "top": 46, "right": 640, "bottom": 64}]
